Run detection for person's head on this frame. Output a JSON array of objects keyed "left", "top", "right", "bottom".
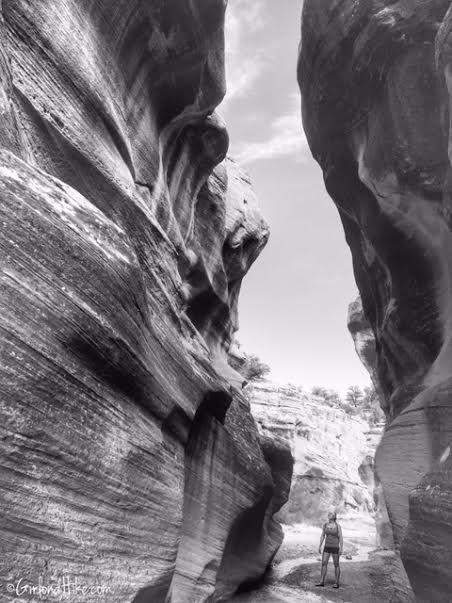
[{"left": 328, "top": 511, "right": 337, "bottom": 522}]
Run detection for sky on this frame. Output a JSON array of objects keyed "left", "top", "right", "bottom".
[{"left": 219, "top": 0, "right": 371, "bottom": 396}]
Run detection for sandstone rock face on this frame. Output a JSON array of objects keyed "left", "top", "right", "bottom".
[
  {"left": 249, "top": 383, "right": 379, "bottom": 527},
  {"left": 300, "top": 2, "right": 452, "bottom": 599},
  {"left": 348, "top": 297, "right": 387, "bottom": 414},
  {"left": 348, "top": 297, "right": 394, "bottom": 549},
  {"left": 0, "top": 3, "right": 283, "bottom": 602}
]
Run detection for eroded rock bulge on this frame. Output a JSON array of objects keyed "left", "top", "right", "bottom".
[
  {"left": 0, "top": 2, "right": 279, "bottom": 602},
  {"left": 300, "top": 2, "right": 452, "bottom": 599}
]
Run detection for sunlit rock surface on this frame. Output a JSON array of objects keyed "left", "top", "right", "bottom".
[
  {"left": 300, "top": 2, "right": 452, "bottom": 599},
  {"left": 249, "top": 383, "right": 378, "bottom": 526},
  {"left": 348, "top": 297, "right": 394, "bottom": 549},
  {"left": 348, "top": 297, "right": 387, "bottom": 414},
  {"left": 0, "top": 2, "right": 282, "bottom": 602}
]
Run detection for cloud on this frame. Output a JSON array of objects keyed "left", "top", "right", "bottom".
[
  {"left": 235, "top": 93, "right": 310, "bottom": 164},
  {"left": 221, "top": 0, "right": 268, "bottom": 108}
]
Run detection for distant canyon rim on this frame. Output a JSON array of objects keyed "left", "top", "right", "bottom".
[{"left": 0, "top": 1, "right": 451, "bottom": 602}]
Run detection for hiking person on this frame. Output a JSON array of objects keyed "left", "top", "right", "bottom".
[{"left": 315, "top": 511, "right": 343, "bottom": 588}]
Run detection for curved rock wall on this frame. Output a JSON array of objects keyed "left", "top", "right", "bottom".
[
  {"left": 0, "top": 3, "right": 284, "bottom": 602},
  {"left": 300, "top": 2, "right": 452, "bottom": 599}
]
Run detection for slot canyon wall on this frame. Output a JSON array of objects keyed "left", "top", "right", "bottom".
[
  {"left": 0, "top": 2, "right": 293, "bottom": 602},
  {"left": 300, "top": 1, "right": 452, "bottom": 600},
  {"left": 249, "top": 383, "right": 381, "bottom": 528}
]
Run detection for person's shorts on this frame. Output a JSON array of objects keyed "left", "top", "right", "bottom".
[{"left": 324, "top": 546, "right": 340, "bottom": 554}]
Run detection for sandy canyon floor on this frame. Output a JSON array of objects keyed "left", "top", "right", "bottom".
[{"left": 231, "top": 515, "right": 413, "bottom": 603}]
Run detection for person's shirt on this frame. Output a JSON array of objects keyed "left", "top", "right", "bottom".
[{"left": 324, "top": 522, "right": 340, "bottom": 547}]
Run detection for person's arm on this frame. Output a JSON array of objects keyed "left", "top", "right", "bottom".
[
  {"left": 338, "top": 524, "right": 343, "bottom": 555},
  {"left": 318, "top": 525, "right": 325, "bottom": 554}
]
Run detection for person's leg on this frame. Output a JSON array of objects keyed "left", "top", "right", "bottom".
[
  {"left": 316, "top": 552, "right": 330, "bottom": 586},
  {"left": 332, "top": 553, "right": 340, "bottom": 587}
]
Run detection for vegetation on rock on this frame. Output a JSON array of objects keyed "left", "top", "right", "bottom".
[{"left": 311, "top": 384, "right": 385, "bottom": 426}]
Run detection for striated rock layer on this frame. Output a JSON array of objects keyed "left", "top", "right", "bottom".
[
  {"left": 249, "top": 383, "right": 378, "bottom": 526},
  {"left": 300, "top": 2, "right": 452, "bottom": 600},
  {"left": 0, "top": 2, "right": 287, "bottom": 603}
]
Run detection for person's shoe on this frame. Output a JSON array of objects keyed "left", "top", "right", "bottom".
[
  {"left": 315, "top": 583, "right": 324, "bottom": 587},
  {"left": 333, "top": 583, "right": 340, "bottom": 589}
]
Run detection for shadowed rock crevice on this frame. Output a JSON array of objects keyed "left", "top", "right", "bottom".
[{"left": 217, "top": 489, "right": 275, "bottom": 591}]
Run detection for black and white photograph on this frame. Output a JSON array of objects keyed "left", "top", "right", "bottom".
[{"left": 0, "top": 1, "right": 448, "bottom": 602}]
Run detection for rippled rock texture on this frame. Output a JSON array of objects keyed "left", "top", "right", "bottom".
[
  {"left": 249, "top": 383, "right": 378, "bottom": 526},
  {"left": 0, "top": 2, "right": 283, "bottom": 602},
  {"left": 300, "top": 2, "right": 452, "bottom": 599}
]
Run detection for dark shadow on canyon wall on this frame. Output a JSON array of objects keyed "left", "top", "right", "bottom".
[{"left": 300, "top": 1, "right": 452, "bottom": 600}]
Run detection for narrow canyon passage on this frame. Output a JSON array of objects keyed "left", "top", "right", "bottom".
[
  {"left": 227, "top": 380, "right": 414, "bottom": 603},
  {"left": 231, "top": 517, "right": 411, "bottom": 603},
  {"left": 2, "top": 1, "right": 452, "bottom": 602}
]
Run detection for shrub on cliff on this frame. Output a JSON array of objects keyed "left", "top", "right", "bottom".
[
  {"left": 346, "top": 385, "right": 364, "bottom": 407},
  {"left": 363, "top": 385, "right": 385, "bottom": 425},
  {"left": 343, "top": 384, "right": 385, "bottom": 425},
  {"left": 240, "top": 354, "right": 270, "bottom": 382},
  {"left": 228, "top": 343, "right": 270, "bottom": 383},
  {"left": 341, "top": 401, "right": 359, "bottom": 417},
  {"left": 311, "top": 386, "right": 342, "bottom": 408},
  {"left": 309, "top": 383, "right": 385, "bottom": 426}
]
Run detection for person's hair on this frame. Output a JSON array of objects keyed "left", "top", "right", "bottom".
[{"left": 328, "top": 511, "right": 337, "bottom": 520}]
